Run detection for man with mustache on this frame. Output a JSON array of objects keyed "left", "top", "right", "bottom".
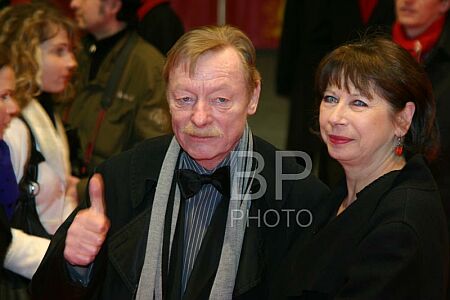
[{"left": 31, "top": 25, "right": 328, "bottom": 300}]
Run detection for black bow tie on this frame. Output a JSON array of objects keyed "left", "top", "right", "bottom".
[{"left": 175, "top": 166, "right": 230, "bottom": 199}]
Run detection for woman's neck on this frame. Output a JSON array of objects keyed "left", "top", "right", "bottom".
[
  {"left": 337, "top": 155, "right": 406, "bottom": 215},
  {"left": 37, "top": 92, "right": 56, "bottom": 128}
]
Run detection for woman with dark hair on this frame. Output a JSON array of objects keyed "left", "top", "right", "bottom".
[{"left": 273, "top": 37, "right": 449, "bottom": 299}]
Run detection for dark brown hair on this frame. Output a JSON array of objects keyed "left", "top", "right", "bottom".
[{"left": 315, "top": 37, "right": 439, "bottom": 160}]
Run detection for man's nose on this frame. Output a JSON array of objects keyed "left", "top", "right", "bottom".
[{"left": 191, "top": 100, "right": 211, "bottom": 127}]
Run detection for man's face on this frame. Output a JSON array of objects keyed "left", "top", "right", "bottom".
[
  {"left": 70, "top": 0, "right": 108, "bottom": 34},
  {"left": 396, "top": 0, "right": 449, "bottom": 37},
  {"left": 167, "top": 47, "right": 260, "bottom": 170}
]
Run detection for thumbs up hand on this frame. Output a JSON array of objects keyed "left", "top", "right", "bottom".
[{"left": 64, "top": 174, "right": 110, "bottom": 266}]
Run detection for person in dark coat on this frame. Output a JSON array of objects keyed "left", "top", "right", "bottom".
[
  {"left": 392, "top": 1, "right": 450, "bottom": 297},
  {"left": 272, "top": 37, "right": 449, "bottom": 299},
  {"left": 277, "top": 0, "right": 395, "bottom": 186},
  {"left": 137, "top": 0, "right": 184, "bottom": 55},
  {"left": 392, "top": 0, "right": 450, "bottom": 249},
  {"left": 31, "top": 25, "right": 329, "bottom": 300}
]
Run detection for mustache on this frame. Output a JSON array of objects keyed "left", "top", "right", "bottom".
[{"left": 182, "top": 123, "right": 223, "bottom": 137}]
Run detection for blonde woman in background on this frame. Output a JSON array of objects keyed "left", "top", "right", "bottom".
[{"left": 0, "top": 2, "right": 78, "bottom": 298}]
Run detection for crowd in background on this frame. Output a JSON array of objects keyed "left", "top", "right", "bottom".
[{"left": 0, "top": 0, "right": 449, "bottom": 299}]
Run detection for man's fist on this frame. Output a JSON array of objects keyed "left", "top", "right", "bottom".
[{"left": 64, "top": 174, "right": 110, "bottom": 266}]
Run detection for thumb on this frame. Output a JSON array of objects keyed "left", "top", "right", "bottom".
[{"left": 89, "top": 173, "right": 106, "bottom": 215}]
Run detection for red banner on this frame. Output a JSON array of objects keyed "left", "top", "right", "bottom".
[
  {"left": 171, "top": 0, "right": 285, "bottom": 49},
  {"left": 10, "top": 0, "right": 285, "bottom": 49},
  {"left": 171, "top": 0, "right": 217, "bottom": 29},
  {"left": 226, "top": 0, "right": 284, "bottom": 49}
]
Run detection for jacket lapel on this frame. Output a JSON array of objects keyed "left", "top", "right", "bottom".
[
  {"left": 108, "top": 205, "right": 152, "bottom": 293},
  {"left": 234, "top": 137, "right": 285, "bottom": 297},
  {"left": 233, "top": 180, "right": 264, "bottom": 297},
  {"left": 107, "top": 136, "right": 173, "bottom": 293}
]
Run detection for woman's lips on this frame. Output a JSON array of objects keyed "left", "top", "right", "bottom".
[
  {"left": 399, "top": 7, "right": 416, "bottom": 15},
  {"left": 328, "top": 134, "right": 353, "bottom": 145}
]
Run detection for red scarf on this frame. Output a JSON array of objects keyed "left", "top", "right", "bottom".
[
  {"left": 392, "top": 15, "right": 446, "bottom": 62},
  {"left": 138, "top": 0, "right": 170, "bottom": 21},
  {"left": 359, "top": 0, "right": 378, "bottom": 25}
]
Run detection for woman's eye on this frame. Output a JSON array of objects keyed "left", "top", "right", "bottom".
[
  {"left": 352, "top": 99, "right": 368, "bottom": 107},
  {"left": 323, "top": 95, "right": 338, "bottom": 103},
  {"left": 53, "top": 47, "right": 70, "bottom": 56},
  {"left": 0, "top": 93, "right": 12, "bottom": 101}
]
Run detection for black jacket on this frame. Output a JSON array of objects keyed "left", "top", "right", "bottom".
[
  {"left": 272, "top": 155, "right": 449, "bottom": 299},
  {"left": 422, "top": 14, "right": 450, "bottom": 226},
  {"left": 31, "top": 135, "right": 329, "bottom": 300},
  {"left": 0, "top": 207, "right": 11, "bottom": 265}
]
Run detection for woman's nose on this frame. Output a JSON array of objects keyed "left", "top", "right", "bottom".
[
  {"left": 67, "top": 52, "right": 77, "bottom": 70},
  {"left": 328, "top": 101, "right": 347, "bottom": 125},
  {"left": 7, "top": 98, "right": 19, "bottom": 117}
]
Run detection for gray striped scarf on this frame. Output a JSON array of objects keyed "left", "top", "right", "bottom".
[{"left": 136, "top": 124, "right": 255, "bottom": 300}]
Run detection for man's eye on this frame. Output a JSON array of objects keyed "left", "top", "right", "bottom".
[
  {"left": 323, "top": 95, "right": 337, "bottom": 103},
  {"left": 175, "top": 97, "right": 194, "bottom": 106},
  {"left": 215, "top": 97, "right": 228, "bottom": 104},
  {"left": 211, "top": 97, "right": 231, "bottom": 108}
]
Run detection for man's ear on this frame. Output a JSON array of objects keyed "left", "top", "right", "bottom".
[
  {"left": 107, "top": 0, "right": 122, "bottom": 15},
  {"left": 395, "top": 101, "right": 415, "bottom": 136},
  {"left": 247, "top": 80, "right": 261, "bottom": 115}
]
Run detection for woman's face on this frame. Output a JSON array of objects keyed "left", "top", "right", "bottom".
[
  {"left": 319, "top": 80, "right": 410, "bottom": 169},
  {"left": 396, "top": 0, "right": 449, "bottom": 37},
  {"left": 39, "top": 27, "right": 77, "bottom": 93},
  {"left": 0, "top": 66, "right": 19, "bottom": 139}
]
